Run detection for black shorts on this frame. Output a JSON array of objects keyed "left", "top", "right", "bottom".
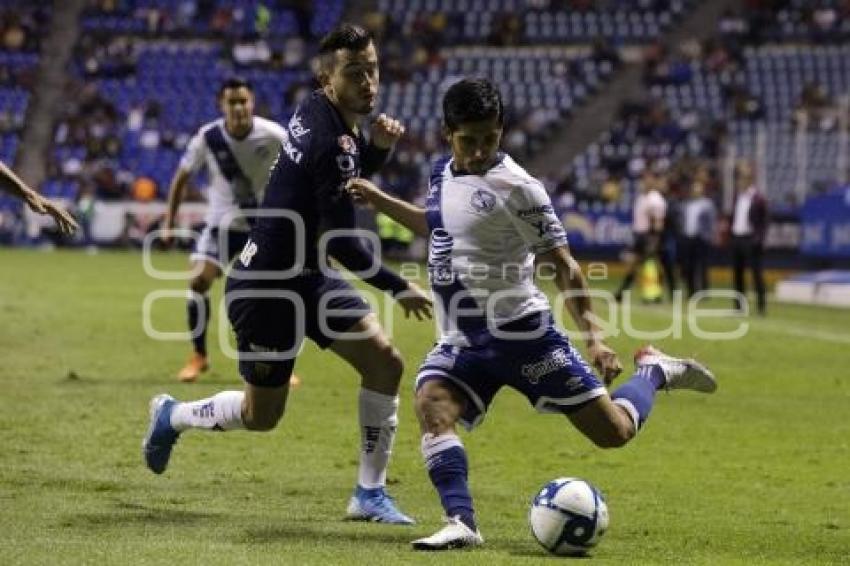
[
  {"left": 225, "top": 273, "right": 371, "bottom": 387},
  {"left": 631, "top": 233, "right": 651, "bottom": 256}
]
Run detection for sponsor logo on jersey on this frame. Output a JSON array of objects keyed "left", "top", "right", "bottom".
[
  {"left": 470, "top": 189, "right": 497, "bottom": 213},
  {"left": 337, "top": 134, "right": 358, "bottom": 155},
  {"left": 521, "top": 348, "right": 571, "bottom": 383},
  {"left": 282, "top": 138, "right": 303, "bottom": 164},
  {"left": 239, "top": 239, "right": 258, "bottom": 266},
  {"left": 531, "top": 219, "right": 564, "bottom": 238},
  {"left": 517, "top": 205, "right": 554, "bottom": 218},
  {"left": 288, "top": 112, "right": 310, "bottom": 139}
]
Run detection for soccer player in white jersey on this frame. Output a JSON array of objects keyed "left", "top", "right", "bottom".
[
  {"left": 162, "top": 77, "right": 293, "bottom": 383},
  {"left": 346, "top": 78, "right": 717, "bottom": 550}
]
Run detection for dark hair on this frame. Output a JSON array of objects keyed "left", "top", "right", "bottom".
[
  {"left": 443, "top": 78, "right": 504, "bottom": 131},
  {"left": 319, "top": 23, "right": 373, "bottom": 56},
  {"left": 218, "top": 76, "right": 253, "bottom": 98}
]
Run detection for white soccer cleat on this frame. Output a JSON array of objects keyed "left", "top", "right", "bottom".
[
  {"left": 634, "top": 345, "right": 717, "bottom": 393},
  {"left": 411, "top": 516, "right": 484, "bottom": 551}
]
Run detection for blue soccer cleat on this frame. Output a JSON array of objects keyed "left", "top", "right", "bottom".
[
  {"left": 346, "top": 486, "right": 416, "bottom": 525},
  {"left": 142, "top": 394, "right": 180, "bottom": 474}
]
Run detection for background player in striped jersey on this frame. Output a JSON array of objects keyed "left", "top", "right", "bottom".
[{"left": 161, "top": 77, "right": 294, "bottom": 383}]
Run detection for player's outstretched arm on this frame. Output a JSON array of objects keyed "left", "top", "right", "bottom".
[
  {"left": 0, "top": 161, "right": 79, "bottom": 234},
  {"left": 536, "top": 245, "right": 623, "bottom": 385},
  {"left": 345, "top": 177, "right": 429, "bottom": 238}
]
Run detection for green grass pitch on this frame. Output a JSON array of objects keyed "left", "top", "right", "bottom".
[{"left": 0, "top": 248, "right": 848, "bottom": 565}]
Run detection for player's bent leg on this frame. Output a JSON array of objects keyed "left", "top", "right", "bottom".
[
  {"left": 567, "top": 395, "right": 636, "bottom": 449},
  {"left": 241, "top": 382, "right": 289, "bottom": 431},
  {"left": 329, "top": 313, "right": 403, "bottom": 395},
  {"left": 569, "top": 345, "right": 717, "bottom": 450},
  {"left": 412, "top": 379, "right": 483, "bottom": 550},
  {"left": 178, "top": 259, "right": 221, "bottom": 382},
  {"left": 415, "top": 378, "right": 465, "bottom": 435},
  {"left": 142, "top": 384, "right": 289, "bottom": 474},
  {"left": 329, "top": 314, "right": 412, "bottom": 524}
]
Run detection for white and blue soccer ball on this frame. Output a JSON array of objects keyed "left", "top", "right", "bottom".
[{"left": 529, "top": 477, "right": 609, "bottom": 556}]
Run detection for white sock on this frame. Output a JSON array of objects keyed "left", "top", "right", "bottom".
[
  {"left": 420, "top": 432, "right": 464, "bottom": 468},
  {"left": 170, "top": 391, "right": 245, "bottom": 432},
  {"left": 357, "top": 388, "right": 399, "bottom": 489}
]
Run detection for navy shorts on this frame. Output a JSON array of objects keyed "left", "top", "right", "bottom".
[
  {"left": 225, "top": 273, "right": 371, "bottom": 387},
  {"left": 190, "top": 225, "right": 251, "bottom": 270},
  {"left": 415, "top": 313, "right": 606, "bottom": 430}
]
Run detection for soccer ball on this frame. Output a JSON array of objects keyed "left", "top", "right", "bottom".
[{"left": 529, "top": 477, "right": 609, "bottom": 556}]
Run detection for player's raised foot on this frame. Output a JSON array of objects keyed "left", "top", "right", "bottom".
[
  {"left": 411, "top": 516, "right": 484, "bottom": 551},
  {"left": 634, "top": 345, "right": 717, "bottom": 393},
  {"left": 346, "top": 486, "right": 415, "bottom": 525},
  {"left": 142, "top": 394, "right": 180, "bottom": 474},
  {"left": 177, "top": 353, "right": 208, "bottom": 382}
]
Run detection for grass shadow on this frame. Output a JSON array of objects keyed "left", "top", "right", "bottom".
[
  {"left": 61, "top": 500, "right": 218, "bottom": 528},
  {"left": 237, "top": 522, "right": 418, "bottom": 545}
]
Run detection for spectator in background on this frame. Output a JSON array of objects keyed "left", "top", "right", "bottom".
[
  {"left": 730, "top": 162, "right": 768, "bottom": 315},
  {"left": 657, "top": 171, "right": 680, "bottom": 300},
  {"left": 794, "top": 81, "right": 837, "bottom": 131},
  {"left": 679, "top": 180, "right": 716, "bottom": 298}
]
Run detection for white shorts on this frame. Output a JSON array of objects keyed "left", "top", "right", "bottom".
[{"left": 189, "top": 224, "right": 251, "bottom": 271}]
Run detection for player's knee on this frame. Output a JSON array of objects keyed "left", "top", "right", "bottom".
[
  {"left": 243, "top": 410, "right": 283, "bottom": 431},
  {"left": 242, "top": 404, "right": 284, "bottom": 431},
  {"left": 189, "top": 275, "right": 212, "bottom": 294},
  {"left": 372, "top": 343, "right": 404, "bottom": 381},
  {"left": 415, "top": 388, "right": 460, "bottom": 434},
  {"left": 590, "top": 421, "right": 634, "bottom": 449}
]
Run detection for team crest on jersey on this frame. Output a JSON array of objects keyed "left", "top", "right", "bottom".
[
  {"left": 338, "top": 135, "right": 358, "bottom": 155},
  {"left": 336, "top": 154, "right": 357, "bottom": 175},
  {"left": 470, "top": 189, "right": 496, "bottom": 213},
  {"left": 288, "top": 112, "right": 310, "bottom": 139}
]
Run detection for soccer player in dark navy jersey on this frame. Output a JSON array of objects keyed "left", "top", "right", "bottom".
[{"left": 143, "top": 24, "right": 430, "bottom": 525}]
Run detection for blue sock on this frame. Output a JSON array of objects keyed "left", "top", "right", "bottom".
[
  {"left": 611, "top": 364, "right": 665, "bottom": 430},
  {"left": 421, "top": 434, "right": 476, "bottom": 531},
  {"left": 187, "top": 295, "right": 210, "bottom": 356}
]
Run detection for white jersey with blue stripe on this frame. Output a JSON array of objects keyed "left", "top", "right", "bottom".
[
  {"left": 425, "top": 152, "right": 569, "bottom": 347},
  {"left": 179, "top": 116, "right": 288, "bottom": 230}
]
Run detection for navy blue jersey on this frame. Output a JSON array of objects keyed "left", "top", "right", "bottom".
[{"left": 233, "top": 90, "right": 407, "bottom": 295}]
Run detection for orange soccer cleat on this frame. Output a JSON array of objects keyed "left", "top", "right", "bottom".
[{"left": 177, "top": 353, "right": 209, "bottom": 383}]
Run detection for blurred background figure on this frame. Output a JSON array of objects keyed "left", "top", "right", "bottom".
[
  {"left": 615, "top": 169, "right": 676, "bottom": 303},
  {"left": 679, "top": 180, "right": 717, "bottom": 299},
  {"left": 730, "top": 162, "right": 768, "bottom": 315}
]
